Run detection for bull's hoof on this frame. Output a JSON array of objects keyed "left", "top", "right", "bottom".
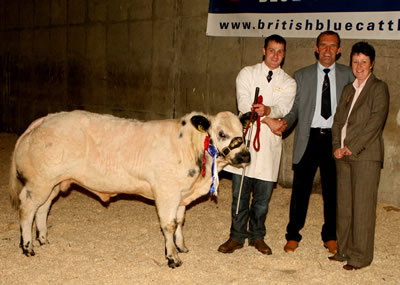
[
  {"left": 177, "top": 247, "right": 189, "bottom": 253},
  {"left": 167, "top": 257, "right": 182, "bottom": 269},
  {"left": 36, "top": 232, "right": 49, "bottom": 246},
  {"left": 37, "top": 238, "right": 49, "bottom": 246},
  {"left": 22, "top": 248, "right": 35, "bottom": 257},
  {"left": 21, "top": 240, "right": 35, "bottom": 256}
]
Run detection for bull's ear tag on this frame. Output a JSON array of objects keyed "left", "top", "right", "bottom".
[{"left": 191, "top": 115, "right": 210, "bottom": 133}]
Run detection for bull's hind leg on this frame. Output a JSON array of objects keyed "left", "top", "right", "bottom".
[
  {"left": 18, "top": 186, "right": 40, "bottom": 256},
  {"left": 174, "top": 205, "right": 188, "bottom": 253},
  {"left": 156, "top": 196, "right": 182, "bottom": 268},
  {"left": 35, "top": 187, "right": 60, "bottom": 245}
]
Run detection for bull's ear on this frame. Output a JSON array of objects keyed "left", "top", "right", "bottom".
[
  {"left": 239, "top": 111, "right": 258, "bottom": 129},
  {"left": 191, "top": 115, "right": 210, "bottom": 133}
]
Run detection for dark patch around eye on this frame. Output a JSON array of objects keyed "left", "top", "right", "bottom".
[
  {"left": 219, "top": 130, "right": 229, "bottom": 141},
  {"left": 181, "top": 120, "right": 186, "bottom": 126}
]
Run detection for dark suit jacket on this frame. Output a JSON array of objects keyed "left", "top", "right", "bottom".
[
  {"left": 332, "top": 74, "right": 390, "bottom": 164},
  {"left": 284, "top": 63, "right": 354, "bottom": 164}
]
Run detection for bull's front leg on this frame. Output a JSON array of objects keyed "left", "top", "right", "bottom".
[
  {"left": 174, "top": 205, "right": 188, "bottom": 253},
  {"left": 156, "top": 197, "right": 183, "bottom": 268},
  {"left": 180, "top": 176, "right": 212, "bottom": 206}
]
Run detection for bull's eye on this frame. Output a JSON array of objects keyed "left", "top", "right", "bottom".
[{"left": 219, "top": 131, "right": 227, "bottom": 139}]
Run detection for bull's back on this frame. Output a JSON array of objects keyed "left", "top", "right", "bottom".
[{"left": 14, "top": 111, "right": 199, "bottom": 198}]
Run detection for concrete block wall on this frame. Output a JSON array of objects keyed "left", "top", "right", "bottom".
[{"left": 0, "top": 0, "right": 399, "bottom": 206}]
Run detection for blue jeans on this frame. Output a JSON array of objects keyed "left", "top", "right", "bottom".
[{"left": 230, "top": 173, "right": 274, "bottom": 244}]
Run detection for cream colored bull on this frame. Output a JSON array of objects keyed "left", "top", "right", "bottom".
[{"left": 9, "top": 110, "right": 250, "bottom": 268}]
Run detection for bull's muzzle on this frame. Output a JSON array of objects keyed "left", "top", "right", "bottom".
[
  {"left": 231, "top": 149, "right": 251, "bottom": 165},
  {"left": 220, "top": 137, "right": 243, "bottom": 158}
]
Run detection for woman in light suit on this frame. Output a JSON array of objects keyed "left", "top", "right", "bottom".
[{"left": 330, "top": 42, "right": 389, "bottom": 270}]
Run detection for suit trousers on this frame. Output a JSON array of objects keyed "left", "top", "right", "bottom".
[
  {"left": 286, "top": 128, "right": 337, "bottom": 242},
  {"left": 230, "top": 174, "right": 274, "bottom": 244},
  {"left": 335, "top": 160, "right": 381, "bottom": 268}
]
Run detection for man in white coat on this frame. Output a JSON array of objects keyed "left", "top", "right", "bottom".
[{"left": 218, "top": 34, "right": 296, "bottom": 255}]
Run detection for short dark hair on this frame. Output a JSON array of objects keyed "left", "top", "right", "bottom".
[
  {"left": 314, "top": 30, "right": 341, "bottom": 61},
  {"left": 350, "top": 41, "right": 375, "bottom": 63},
  {"left": 316, "top": 30, "right": 341, "bottom": 47},
  {"left": 264, "top": 34, "right": 286, "bottom": 51}
]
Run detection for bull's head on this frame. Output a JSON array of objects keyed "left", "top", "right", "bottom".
[{"left": 191, "top": 112, "right": 250, "bottom": 166}]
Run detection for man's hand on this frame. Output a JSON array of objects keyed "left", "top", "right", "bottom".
[
  {"left": 262, "top": 118, "right": 287, "bottom": 136},
  {"left": 252, "top": 103, "right": 271, "bottom": 117}
]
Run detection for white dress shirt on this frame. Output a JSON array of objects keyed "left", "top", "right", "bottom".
[
  {"left": 311, "top": 62, "right": 338, "bottom": 128},
  {"left": 341, "top": 74, "right": 371, "bottom": 147}
]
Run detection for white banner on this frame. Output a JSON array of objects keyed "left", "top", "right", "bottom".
[{"left": 207, "top": 0, "right": 400, "bottom": 40}]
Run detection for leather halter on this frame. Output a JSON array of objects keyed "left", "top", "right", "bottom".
[{"left": 220, "top": 136, "right": 244, "bottom": 158}]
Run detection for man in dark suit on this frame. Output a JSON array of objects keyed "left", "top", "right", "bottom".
[{"left": 280, "top": 31, "right": 355, "bottom": 253}]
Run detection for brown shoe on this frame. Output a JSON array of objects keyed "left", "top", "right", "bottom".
[
  {"left": 249, "top": 240, "right": 272, "bottom": 255},
  {"left": 218, "top": 239, "right": 243, "bottom": 253},
  {"left": 328, "top": 255, "right": 344, "bottom": 262},
  {"left": 343, "top": 264, "right": 361, "bottom": 271},
  {"left": 284, "top": 240, "right": 298, "bottom": 252},
  {"left": 324, "top": 240, "right": 338, "bottom": 254}
]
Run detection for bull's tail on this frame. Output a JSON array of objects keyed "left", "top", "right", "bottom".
[
  {"left": 9, "top": 147, "right": 23, "bottom": 209},
  {"left": 9, "top": 116, "right": 45, "bottom": 209}
]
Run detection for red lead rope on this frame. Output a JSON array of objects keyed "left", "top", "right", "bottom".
[
  {"left": 243, "top": 95, "right": 263, "bottom": 152},
  {"left": 202, "top": 135, "right": 210, "bottom": 177}
]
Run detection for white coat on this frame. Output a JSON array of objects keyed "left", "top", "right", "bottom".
[{"left": 224, "top": 62, "right": 296, "bottom": 182}]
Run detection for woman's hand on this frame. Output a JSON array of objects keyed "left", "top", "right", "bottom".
[{"left": 334, "top": 146, "right": 352, "bottom": 159}]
